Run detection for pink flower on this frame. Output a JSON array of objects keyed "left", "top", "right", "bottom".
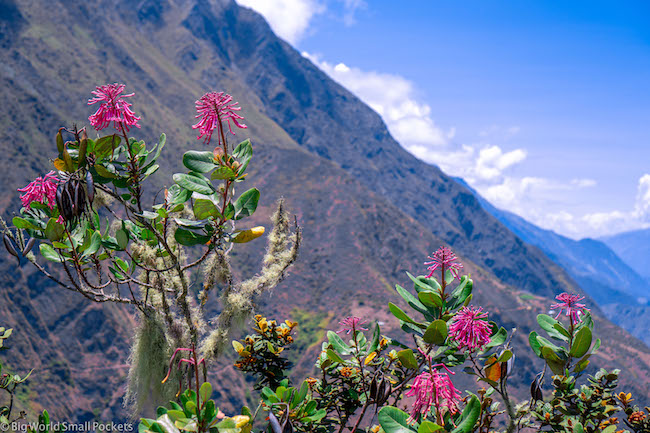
[
  {"left": 88, "top": 83, "right": 141, "bottom": 131},
  {"left": 449, "top": 306, "right": 492, "bottom": 352},
  {"left": 406, "top": 365, "right": 461, "bottom": 423},
  {"left": 193, "top": 91, "right": 247, "bottom": 144},
  {"left": 425, "top": 246, "right": 463, "bottom": 281},
  {"left": 18, "top": 171, "right": 59, "bottom": 210},
  {"left": 336, "top": 316, "right": 369, "bottom": 335},
  {"left": 550, "top": 293, "right": 590, "bottom": 324}
]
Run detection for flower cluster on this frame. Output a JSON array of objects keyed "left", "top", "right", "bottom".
[
  {"left": 233, "top": 316, "right": 297, "bottom": 389},
  {"left": 17, "top": 171, "right": 59, "bottom": 210},
  {"left": 449, "top": 306, "right": 492, "bottom": 352},
  {"left": 425, "top": 246, "right": 463, "bottom": 281},
  {"left": 88, "top": 83, "right": 141, "bottom": 131},
  {"left": 193, "top": 91, "right": 247, "bottom": 144},
  {"left": 406, "top": 364, "right": 461, "bottom": 423},
  {"left": 336, "top": 316, "right": 369, "bottom": 335},
  {"left": 550, "top": 293, "right": 590, "bottom": 325}
]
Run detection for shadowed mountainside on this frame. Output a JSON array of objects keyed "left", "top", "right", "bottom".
[{"left": 0, "top": 0, "right": 649, "bottom": 422}]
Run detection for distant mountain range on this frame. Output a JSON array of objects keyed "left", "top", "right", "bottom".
[
  {"left": 457, "top": 178, "right": 650, "bottom": 343},
  {"left": 601, "top": 228, "right": 650, "bottom": 283},
  {"left": 0, "top": 0, "right": 649, "bottom": 421}
]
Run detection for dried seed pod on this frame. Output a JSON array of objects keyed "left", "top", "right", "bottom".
[
  {"left": 22, "top": 237, "right": 35, "bottom": 256},
  {"left": 3, "top": 234, "right": 19, "bottom": 259},
  {"left": 86, "top": 170, "right": 95, "bottom": 203},
  {"left": 268, "top": 412, "right": 283, "bottom": 433},
  {"left": 382, "top": 382, "right": 392, "bottom": 405},
  {"left": 530, "top": 374, "right": 543, "bottom": 401},
  {"left": 369, "top": 376, "right": 378, "bottom": 401}
]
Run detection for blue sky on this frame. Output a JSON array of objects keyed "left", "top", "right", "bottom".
[{"left": 236, "top": 0, "right": 650, "bottom": 239}]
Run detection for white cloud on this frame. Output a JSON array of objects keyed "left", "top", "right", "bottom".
[
  {"left": 340, "top": 0, "right": 366, "bottom": 26},
  {"left": 563, "top": 174, "right": 650, "bottom": 237},
  {"left": 302, "top": 52, "right": 649, "bottom": 239},
  {"left": 236, "top": 0, "right": 325, "bottom": 44},
  {"left": 474, "top": 146, "right": 527, "bottom": 181},
  {"left": 304, "top": 54, "right": 451, "bottom": 152}
]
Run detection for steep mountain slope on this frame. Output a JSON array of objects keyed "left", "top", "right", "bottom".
[
  {"left": 602, "top": 228, "right": 650, "bottom": 283},
  {"left": 0, "top": 0, "right": 649, "bottom": 422},
  {"left": 461, "top": 180, "right": 650, "bottom": 343},
  {"left": 190, "top": 1, "right": 576, "bottom": 300}
]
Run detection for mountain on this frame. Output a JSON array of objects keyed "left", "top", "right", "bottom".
[
  {"left": 601, "top": 228, "right": 650, "bottom": 284},
  {"left": 1, "top": 0, "right": 649, "bottom": 422},
  {"left": 458, "top": 179, "right": 650, "bottom": 344}
]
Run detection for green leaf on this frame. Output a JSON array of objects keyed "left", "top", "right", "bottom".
[
  {"left": 541, "top": 347, "right": 565, "bottom": 375},
  {"left": 326, "top": 348, "right": 345, "bottom": 364},
  {"left": 44, "top": 218, "right": 65, "bottom": 241},
  {"left": 39, "top": 244, "right": 63, "bottom": 262},
  {"left": 174, "top": 228, "right": 210, "bottom": 246},
  {"left": 484, "top": 327, "right": 507, "bottom": 349},
  {"left": 537, "top": 314, "right": 569, "bottom": 341},
  {"left": 173, "top": 218, "right": 208, "bottom": 229},
  {"left": 232, "top": 139, "right": 253, "bottom": 174},
  {"left": 450, "top": 396, "right": 480, "bottom": 433},
  {"left": 395, "top": 284, "right": 428, "bottom": 314},
  {"left": 423, "top": 320, "right": 448, "bottom": 345},
  {"left": 193, "top": 198, "right": 221, "bottom": 220},
  {"left": 536, "top": 335, "right": 564, "bottom": 353},
  {"left": 418, "top": 291, "right": 443, "bottom": 308},
  {"left": 199, "top": 382, "right": 212, "bottom": 402},
  {"left": 173, "top": 173, "right": 215, "bottom": 195},
  {"left": 291, "top": 381, "right": 308, "bottom": 409},
  {"left": 142, "top": 163, "right": 159, "bottom": 178},
  {"left": 12, "top": 216, "right": 39, "bottom": 230},
  {"left": 389, "top": 303, "right": 421, "bottom": 326},
  {"left": 529, "top": 331, "right": 542, "bottom": 357},
  {"left": 234, "top": 188, "right": 260, "bottom": 220},
  {"left": 569, "top": 327, "right": 592, "bottom": 358},
  {"left": 378, "top": 406, "right": 418, "bottom": 433},
  {"left": 211, "top": 167, "right": 236, "bottom": 180},
  {"left": 167, "top": 184, "right": 192, "bottom": 206},
  {"left": 183, "top": 151, "right": 217, "bottom": 173},
  {"left": 397, "top": 349, "right": 418, "bottom": 369},
  {"left": 82, "top": 231, "right": 102, "bottom": 258},
  {"left": 116, "top": 228, "right": 129, "bottom": 250},
  {"left": 327, "top": 331, "right": 352, "bottom": 355},
  {"left": 590, "top": 338, "right": 601, "bottom": 355},
  {"left": 406, "top": 272, "right": 441, "bottom": 293},
  {"left": 497, "top": 349, "right": 513, "bottom": 362},
  {"left": 418, "top": 421, "right": 443, "bottom": 433},
  {"left": 223, "top": 203, "right": 235, "bottom": 221},
  {"left": 94, "top": 134, "right": 120, "bottom": 159}
]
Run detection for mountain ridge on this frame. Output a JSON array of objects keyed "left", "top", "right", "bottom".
[{"left": 0, "top": 0, "right": 649, "bottom": 422}]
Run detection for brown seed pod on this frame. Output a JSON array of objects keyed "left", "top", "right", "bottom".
[
  {"left": 3, "top": 234, "right": 19, "bottom": 260},
  {"left": 86, "top": 170, "right": 95, "bottom": 203},
  {"left": 22, "top": 237, "right": 35, "bottom": 256},
  {"left": 530, "top": 374, "right": 543, "bottom": 401}
]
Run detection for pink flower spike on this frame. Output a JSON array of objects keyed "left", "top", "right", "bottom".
[
  {"left": 425, "top": 246, "right": 463, "bottom": 281},
  {"left": 18, "top": 171, "right": 59, "bottom": 210},
  {"left": 88, "top": 83, "right": 141, "bottom": 131},
  {"left": 550, "top": 293, "right": 590, "bottom": 325},
  {"left": 448, "top": 306, "right": 492, "bottom": 352},
  {"left": 193, "top": 91, "right": 247, "bottom": 144},
  {"left": 405, "top": 366, "right": 461, "bottom": 424},
  {"left": 336, "top": 316, "right": 369, "bottom": 335}
]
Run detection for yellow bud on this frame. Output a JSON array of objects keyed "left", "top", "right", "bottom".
[
  {"left": 232, "top": 415, "right": 250, "bottom": 428},
  {"left": 232, "top": 226, "right": 265, "bottom": 243},
  {"left": 232, "top": 340, "right": 244, "bottom": 354}
]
